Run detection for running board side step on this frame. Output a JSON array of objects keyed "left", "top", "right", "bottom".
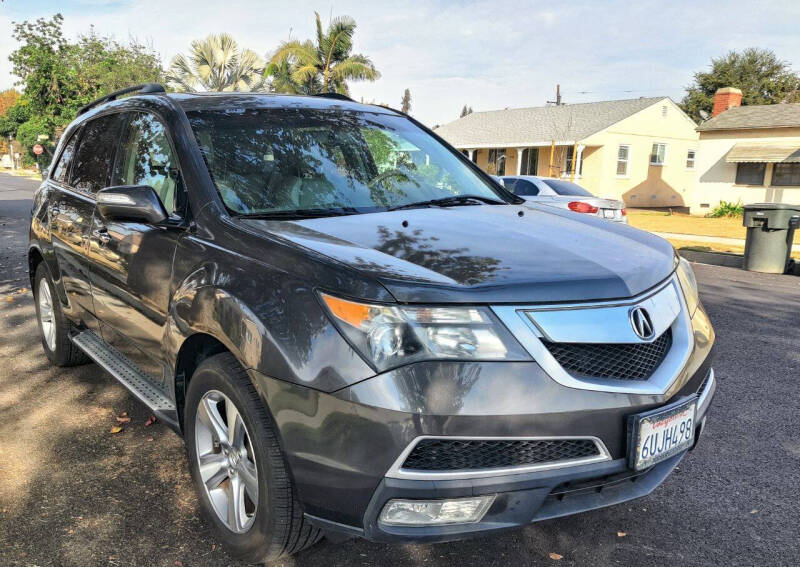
[{"left": 71, "top": 330, "right": 180, "bottom": 431}]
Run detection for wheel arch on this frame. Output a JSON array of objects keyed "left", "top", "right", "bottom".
[
  {"left": 173, "top": 331, "right": 230, "bottom": 429},
  {"left": 28, "top": 246, "right": 45, "bottom": 287}
]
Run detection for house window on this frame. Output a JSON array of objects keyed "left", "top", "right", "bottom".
[
  {"left": 488, "top": 148, "right": 506, "bottom": 175},
  {"left": 565, "top": 146, "right": 583, "bottom": 176},
  {"left": 471, "top": 150, "right": 479, "bottom": 164},
  {"left": 735, "top": 162, "right": 766, "bottom": 185},
  {"left": 686, "top": 149, "right": 696, "bottom": 169},
  {"left": 650, "top": 143, "right": 667, "bottom": 165},
  {"left": 616, "top": 145, "right": 630, "bottom": 176},
  {"left": 772, "top": 163, "right": 800, "bottom": 186},
  {"left": 661, "top": 105, "right": 668, "bottom": 117},
  {"left": 520, "top": 148, "right": 538, "bottom": 175}
]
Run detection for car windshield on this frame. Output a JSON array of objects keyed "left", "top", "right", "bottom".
[
  {"left": 541, "top": 178, "right": 594, "bottom": 197},
  {"left": 187, "top": 108, "right": 507, "bottom": 216}
]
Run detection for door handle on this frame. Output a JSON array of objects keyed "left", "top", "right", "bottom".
[{"left": 92, "top": 228, "right": 111, "bottom": 245}]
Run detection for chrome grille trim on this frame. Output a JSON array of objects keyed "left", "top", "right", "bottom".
[
  {"left": 385, "top": 435, "right": 612, "bottom": 480},
  {"left": 491, "top": 275, "right": 694, "bottom": 395}
]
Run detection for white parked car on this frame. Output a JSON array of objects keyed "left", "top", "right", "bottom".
[{"left": 499, "top": 175, "right": 628, "bottom": 223}]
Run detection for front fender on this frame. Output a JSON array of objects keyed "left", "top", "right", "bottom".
[{"left": 164, "top": 266, "right": 376, "bottom": 393}]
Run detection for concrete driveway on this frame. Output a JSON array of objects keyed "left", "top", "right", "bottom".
[{"left": 1, "top": 172, "right": 798, "bottom": 566}]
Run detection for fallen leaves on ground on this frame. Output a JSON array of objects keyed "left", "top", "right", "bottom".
[
  {"left": 110, "top": 425, "right": 123, "bottom": 434},
  {"left": 116, "top": 412, "right": 130, "bottom": 423},
  {"left": 618, "top": 531, "right": 627, "bottom": 537},
  {"left": 145, "top": 415, "right": 156, "bottom": 427},
  {"left": 549, "top": 552, "right": 563, "bottom": 560}
]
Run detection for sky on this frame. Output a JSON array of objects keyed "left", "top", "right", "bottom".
[{"left": 1, "top": 0, "right": 799, "bottom": 127}]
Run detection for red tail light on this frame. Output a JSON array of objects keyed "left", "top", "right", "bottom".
[
  {"left": 621, "top": 208, "right": 627, "bottom": 216},
  {"left": 567, "top": 201, "right": 599, "bottom": 214}
]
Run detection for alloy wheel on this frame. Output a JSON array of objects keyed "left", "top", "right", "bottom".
[
  {"left": 195, "top": 390, "right": 259, "bottom": 533},
  {"left": 38, "top": 278, "right": 56, "bottom": 351}
]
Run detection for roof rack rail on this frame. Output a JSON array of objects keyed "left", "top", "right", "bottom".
[
  {"left": 77, "top": 83, "right": 166, "bottom": 116},
  {"left": 313, "top": 92, "right": 354, "bottom": 102}
]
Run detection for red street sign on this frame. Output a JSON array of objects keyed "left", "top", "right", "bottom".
[{"left": 32, "top": 144, "right": 44, "bottom": 155}]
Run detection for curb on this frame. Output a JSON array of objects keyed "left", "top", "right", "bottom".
[
  {"left": 678, "top": 248, "right": 800, "bottom": 275},
  {"left": 677, "top": 248, "right": 743, "bottom": 268}
]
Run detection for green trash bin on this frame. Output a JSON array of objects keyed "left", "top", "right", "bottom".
[{"left": 742, "top": 203, "right": 800, "bottom": 273}]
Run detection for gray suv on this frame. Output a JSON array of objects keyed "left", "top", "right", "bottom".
[{"left": 28, "top": 84, "right": 715, "bottom": 563}]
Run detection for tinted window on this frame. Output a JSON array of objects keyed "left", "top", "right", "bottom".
[
  {"left": 114, "top": 113, "right": 182, "bottom": 214},
  {"left": 542, "top": 179, "right": 594, "bottom": 197},
  {"left": 735, "top": 162, "right": 765, "bottom": 186},
  {"left": 503, "top": 178, "right": 539, "bottom": 196},
  {"left": 69, "top": 114, "right": 124, "bottom": 194},
  {"left": 771, "top": 163, "right": 800, "bottom": 187},
  {"left": 51, "top": 130, "right": 80, "bottom": 184},
  {"left": 187, "top": 109, "right": 505, "bottom": 215}
]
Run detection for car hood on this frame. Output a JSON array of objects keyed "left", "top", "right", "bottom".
[{"left": 239, "top": 205, "right": 676, "bottom": 304}]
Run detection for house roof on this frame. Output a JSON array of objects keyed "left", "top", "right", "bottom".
[
  {"left": 697, "top": 103, "right": 800, "bottom": 131},
  {"left": 433, "top": 97, "right": 668, "bottom": 148}
]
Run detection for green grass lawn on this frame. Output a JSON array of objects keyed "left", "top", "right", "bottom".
[{"left": 627, "top": 209, "right": 800, "bottom": 245}]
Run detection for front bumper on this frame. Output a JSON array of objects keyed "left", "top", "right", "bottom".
[
  {"left": 306, "top": 369, "right": 715, "bottom": 542},
  {"left": 249, "top": 291, "right": 715, "bottom": 541}
]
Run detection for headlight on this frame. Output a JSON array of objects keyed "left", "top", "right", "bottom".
[
  {"left": 320, "top": 293, "right": 529, "bottom": 371},
  {"left": 676, "top": 257, "right": 699, "bottom": 316}
]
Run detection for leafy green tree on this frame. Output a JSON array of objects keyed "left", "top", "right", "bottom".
[
  {"left": 681, "top": 48, "right": 800, "bottom": 121},
  {"left": 459, "top": 105, "right": 473, "bottom": 117},
  {"left": 16, "top": 115, "right": 50, "bottom": 165},
  {"left": 167, "top": 34, "right": 265, "bottom": 92},
  {"left": 267, "top": 12, "right": 379, "bottom": 95},
  {"left": 8, "top": 13, "right": 163, "bottom": 160},
  {"left": 401, "top": 88, "right": 411, "bottom": 114},
  {"left": 9, "top": 14, "right": 74, "bottom": 126}
]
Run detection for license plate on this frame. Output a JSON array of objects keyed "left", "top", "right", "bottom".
[
  {"left": 628, "top": 398, "right": 697, "bottom": 471},
  {"left": 602, "top": 209, "right": 615, "bottom": 219}
]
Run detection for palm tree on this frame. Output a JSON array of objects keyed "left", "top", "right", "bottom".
[
  {"left": 167, "top": 34, "right": 265, "bottom": 92},
  {"left": 266, "top": 12, "right": 380, "bottom": 95}
]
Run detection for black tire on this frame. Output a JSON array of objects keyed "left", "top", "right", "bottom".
[
  {"left": 33, "top": 263, "right": 89, "bottom": 367},
  {"left": 184, "top": 353, "right": 322, "bottom": 563}
]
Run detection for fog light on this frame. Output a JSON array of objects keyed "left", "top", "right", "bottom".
[{"left": 378, "top": 495, "right": 495, "bottom": 526}]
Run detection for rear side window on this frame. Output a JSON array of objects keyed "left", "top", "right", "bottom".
[
  {"left": 541, "top": 179, "right": 594, "bottom": 197},
  {"left": 69, "top": 114, "right": 124, "bottom": 194},
  {"left": 51, "top": 131, "right": 80, "bottom": 184},
  {"left": 504, "top": 178, "right": 539, "bottom": 196},
  {"left": 113, "top": 112, "right": 182, "bottom": 214}
]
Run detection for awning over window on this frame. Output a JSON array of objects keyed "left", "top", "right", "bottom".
[{"left": 725, "top": 143, "right": 800, "bottom": 163}]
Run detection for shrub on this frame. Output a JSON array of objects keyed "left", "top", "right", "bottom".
[{"left": 708, "top": 200, "right": 744, "bottom": 218}]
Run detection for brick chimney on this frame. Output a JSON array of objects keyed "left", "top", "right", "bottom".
[{"left": 712, "top": 87, "right": 743, "bottom": 117}]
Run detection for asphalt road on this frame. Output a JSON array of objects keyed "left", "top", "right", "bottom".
[{"left": 1, "top": 172, "right": 799, "bottom": 566}]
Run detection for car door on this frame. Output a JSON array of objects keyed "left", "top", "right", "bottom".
[
  {"left": 88, "top": 111, "right": 186, "bottom": 389},
  {"left": 48, "top": 114, "right": 123, "bottom": 330}
]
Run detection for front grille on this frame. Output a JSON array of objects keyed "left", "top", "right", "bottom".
[
  {"left": 401, "top": 438, "right": 601, "bottom": 471},
  {"left": 541, "top": 328, "right": 672, "bottom": 381}
]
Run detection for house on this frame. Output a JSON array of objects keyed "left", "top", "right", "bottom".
[
  {"left": 690, "top": 87, "right": 800, "bottom": 214},
  {"left": 433, "top": 97, "right": 699, "bottom": 207}
]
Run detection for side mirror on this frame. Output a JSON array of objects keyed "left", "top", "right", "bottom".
[{"left": 97, "top": 185, "right": 168, "bottom": 224}]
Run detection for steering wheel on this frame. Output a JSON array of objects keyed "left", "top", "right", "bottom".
[{"left": 367, "top": 169, "right": 411, "bottom": 189}]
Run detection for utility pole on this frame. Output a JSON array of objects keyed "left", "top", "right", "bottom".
[{"left": 547, "top": 84, "right": 564, "bottom": 106}]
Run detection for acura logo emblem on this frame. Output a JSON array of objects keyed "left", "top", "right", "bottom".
[{"left": 629, "top": 307, "right": 655, "bottom": 340}]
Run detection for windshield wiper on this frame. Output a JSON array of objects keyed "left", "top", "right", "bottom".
[
  {"left": 235, "top": 207, "right": 360, "bottom": 220},
  {"left": 387, "top": 194, "right": 506, "bottom": 211}
]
